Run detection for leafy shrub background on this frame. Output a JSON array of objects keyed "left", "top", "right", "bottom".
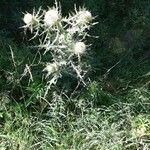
[{"left": 0, "top": 0, "right": 150, "bottom": 149}]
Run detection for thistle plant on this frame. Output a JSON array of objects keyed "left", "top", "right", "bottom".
[{"left": 22, "top": 1, "right": 96, "bottom": 98}]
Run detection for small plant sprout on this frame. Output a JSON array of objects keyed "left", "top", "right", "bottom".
[{"left": 22, "top": 1, "right": 96, "bottom": 97}]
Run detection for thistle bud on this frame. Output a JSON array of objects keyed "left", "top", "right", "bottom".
[
  {"left": 77, "top": 11, "right": 92, "bottom": 25},
  {"left": 44, "top": 63, "right": 58, "bottom": 77},
  {"left": 23, "top": 13, "right": 38, "bottom": 25},
  {"left": 73, "top": 42, "right": 86, "bottom": 55},
  {"left": 44, "top": 9, "right": 60, "bottom": 26}
]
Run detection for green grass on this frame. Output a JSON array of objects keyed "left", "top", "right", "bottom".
[
  {"left": 0, "top": 36, "right": 150, "bottom": 150},
  {"left": 0, "top": 82, "right": 150, "bottom": 150}
]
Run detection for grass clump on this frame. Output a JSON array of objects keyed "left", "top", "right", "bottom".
[{"left": 0, "top": 86, "right": 150, "bottom": 149}]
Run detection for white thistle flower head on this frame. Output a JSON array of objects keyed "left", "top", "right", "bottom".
[
  {"left": 73, "top": 42, "right": 86, "bottom": 55},
  {"left": 23, "top": 13, "right": 38, "bottom": 25},
  {"left": 44, "top": 63, "right": 58, "bottom": 77},
  {"left": 76, "top": 10, "right": 92, "bottom": 25},
  {"left": 44, "top": 9, "right": 60, "bottom": 26}
]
